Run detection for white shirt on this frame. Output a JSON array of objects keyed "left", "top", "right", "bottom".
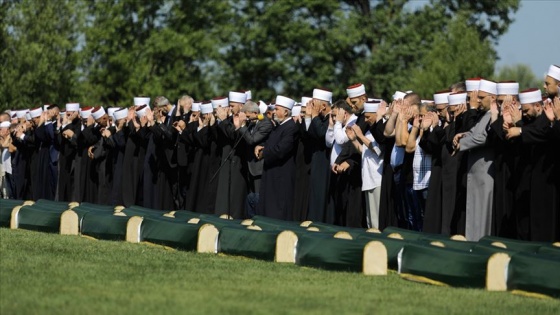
[
  {"left": 1, "top": 148, "right": 11, "bottom": 174},
  {"left": 361, "top": 131, "right": 383, "bottom": 191},
  {"left": 325, "top": 115, "right": 358, "bottom": 166}
]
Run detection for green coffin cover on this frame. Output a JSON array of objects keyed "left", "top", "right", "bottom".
[
  {"left": 382, "top": 226, "right": 449, "bottom": 241},
  {"left": 219, "top": 226, "right": 280, "bottom": 261},
  {"left": 80, "top": 212, "right": 130, "bottom": 240},
  {"left": 307, "top": 222, "right": 370, "bottom": 239},
  {"left": 296, "top": 233, "right": 373, "bottom": 272},
  {"left": 17, "top": 206, "right": 67, "bottom": 233},
  {"left": 168, "top": 210, "right": 199, "bottom": 221},
  {"left": 140, "top": 216, "right": 200, "bottom": 250},
  {"left": 477, "top": 236, "right": 545, "bottom": 253},
  {"left": 34, "top": 199, "right": 72, "bottom": 210},
  {"left": 198, "top": 214, "right": 242, "bottom": 230},
  {"left": 470, "top": 244, "right": 520, "bottom": 256},
  {"left": 399, "top": 243, "right": 491, "bottom": 288},
  {"left": 251, "top": 215, "right": 304, "bottom": 227},
  {"left": 536, "top": 245, "right": 560, "bottom": 259},
  {"left": 78, "top": 202, "right": 115, "bottom": 211},
  {"left": 416, "top": 238, "right": 476, "bottom": 252},
  {"left": 356, "top": 233, "right": 408, "bottom": 270},
  {"left": 120, "top": 207, "right": 167, "bottom": 218},
  {"left": 507, "top": 252, "right": 560, "bottom": 298},
  {"left": 0, "top": 200, "right": 24, "bottom": 227},
  {"left": 250, "top": 219, "right": 317, "bottom": 235}
]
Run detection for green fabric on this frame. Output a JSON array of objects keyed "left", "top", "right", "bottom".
[
  {"left": 250, "top": 219, "right": 318, "bottom": 235},
  {"left": 477, "top": 236, "right": 545, "bottom": 253},
  {"left": 251, "top": 215, "right": 303, "bottom": 227},
  {"left": 536, "top": 245, "right": 560, "bottom": 259},
  {"left": 219, "top": 226, "right": 280, "bottom": 261},
  {"left": 355, "top": 233, "right": 408, "bottom": 270},
  {"left": 17, "top": 206, "right": 66, "bottom": 233},
  {"left": 120, "top": 207, "right": 167, "bottom": 218},
  {"left": 382, "top": 226, "right": 448, "bottom": 241},
  {"left": 416, "top": 238, "right": 477, "bottom": 252},
  {"left": 399, "top": 243, "right": 491, "bottom": 288},
  {"left": 34, "top": 199, "right": 72, "bottom": 210},
  {"left": 140, "top": 216, "right": 199, "bottom": 250},
  {"left": 507, "top": 253, "right": 560, "bottom": 298},
  {"left": 470, "top": 244, "right": 520, "bottom": 256},
  {"left": 197, "top": 214, "right": 242, "bottom": 230},
  {"left": 78, "top": 202, "right": 115, "bottom": 211},
  {"left": 296, "top": 233, "right": 377, "bottom": 272},
  {"left": 0, "top": 200, "right": 23, "bottom": 227},
  {"left": 169, "top": 210, "right": 199, "bottom": 221},
  {"left": 80, "top": 212, "right": 130, "bottom": 240},
  {"left": 307, "top": 222, "right": 371, "bottom": 239}
]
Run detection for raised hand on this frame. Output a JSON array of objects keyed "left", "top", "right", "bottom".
[
  {"left": 345, "top": 126, "right": 356, "bottom": 141},
  {"left": 469, "top": 90, "right": 479, "bottom": 110},
  {"left": 377, "top": 100, "right": 387, "bottom": 118},
  {"left": 543, "top": 100, "right": 555, "bottom": 122}
]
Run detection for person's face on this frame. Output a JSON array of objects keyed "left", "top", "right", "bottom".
[
  {"left": 300, "top": 106, "right": 307, "bottom": 116},
  {"left": 229, "top": 102, "right": 243, "bottom": 115},
  {"left": 48, "top": 108, "right": 60, "bottom": 120},
  {"left": 477, "top": 90, "right": 493, "bottom": 111},
  {"left": 521, "top": 103, "right": 540, "bottom": 119},
  {"left": 0, "top": 127, "right": 9, "bottom": 137},
  {"left": 31, "top": 116, "right": 41, "bottom": 127},
  {"left": 349, "top": 96, "right": 365, "bottom": 113},
  {"left": 244, "top": 111, "right": 258, "bottom": 120},
  {"left": 544, "top": 76, "right": 559, "bottom": 97},
  {"left": 96, "top": 115, "right": 108, "bottom": 127},
  {"left": 364, "top": 112, "right": 377, "bottom": 125},
  {"left": 191, "top": 111, "right": 200, "bottom": 121},
  {"left": 273, "top": 106, "right": 289, "bottom": 122},
  {"left": 66, "top": 111, "right": 78, "bottom": 121},
  {"left": 266, "top": 110, "right": 273, "bottom": 119},
  {"left": 435, "top": 104, "right": 448, "bottom": 119}
]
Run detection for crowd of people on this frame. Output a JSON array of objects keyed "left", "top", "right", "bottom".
[{"left": 1, "top": 64, "right": 559, "bottom": 242}]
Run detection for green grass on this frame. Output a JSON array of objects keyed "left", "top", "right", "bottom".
[{"left": 0, "top": 228, "right": 559, "bottom": 315}]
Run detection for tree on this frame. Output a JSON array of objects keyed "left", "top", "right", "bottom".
[{"left": 494, "top": 64, "right": 542, "bottom": 92}]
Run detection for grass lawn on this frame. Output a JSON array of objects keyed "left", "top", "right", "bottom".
[{"left": 0, "top": 228, "right": 558, "bottom": 314}]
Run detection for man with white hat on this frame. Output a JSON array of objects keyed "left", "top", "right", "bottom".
[
  {"left": 544, "top": 64, "right": 560, "bottom": 98},
  {"left": 0, "top": 120, "right": 14, "bottom": 198},
  {"left": 108, "top": 107, "right": 130, "bottom": 205},
  {"left": 455, "top": 79, "right": 497, "bottom": 241},
  {"left": 86, "top": 106, "right": 115, "bottom": 204},
  {"left": 57, "top": 103, "right": 82, "bottom": 201},
  {"left": 255, "top": 95, "right": 299, "bottom": 220}
]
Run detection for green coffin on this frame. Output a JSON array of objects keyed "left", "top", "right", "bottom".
[
  {"left": 219, "top": 226, "right": 280, "bottom": 261},
  {"left": 17, "top": 205, "right": 67, "bottom": 233},
  {"left": 0, "top": 200, "right": 24, "bottom": 227},
  {"left": 356, "top": 233, "right": 408, "bottom": 270},
  {"left": 477, "top": 236, "right": 546, "bottom": 253},
  {"left": 140, "top": 216, "right": 200, "bottom": 250},
  {"left": 507, "top": 252, "right": 560, "bottom": 298},
  {"left": 399, "top": 243, "right": 491, "bottom": 288},
  {"left": 80, "top": 212, "right": 130, "bottom": 240},
  {"left": 198, "top": 214, "right": 242, "bottom": 230}
]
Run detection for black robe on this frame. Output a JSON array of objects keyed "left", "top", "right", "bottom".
[
  {"left": 122, "top": 122, "right": 149, "bottom": 207},
  {"left": 150, "top": 115, "right": 180, "bottom": 210},
  {"left": 192, "top": 123, "right": 220, "bottom": 214},
  {"left": 306, "top": 113, "right": 332, "bottom": 223},
  {"left": 109, "top": 126, "right": 127, "bottom": 206},
  {"left": 419, "top": 123, "right": 445, "bottom": 234},
  {"left": 372, "top": 119, "right": 398, "bottom": 230},
  {"left": 57, "top": 118, "right": 81, "bottom": 202},
  {"left": 292, "top": 120, "right": 312, "bottom": 221},
  {"left": 74, "top": 124, "right": 101, "bottom": 203},
  {"left": 31, "top": 123, "right": 56, "bottom": 200},
  {"left": 257, "top": 119, "right": 299, "bottom": 220}
]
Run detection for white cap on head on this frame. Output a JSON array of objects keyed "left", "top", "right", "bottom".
[
  {"left": 497, "top": 81, "right": 519, "bottom": 95},
  {"left": 66, "top": 103, "right": 80, "bottom": 112},
  {"left": 200, "top": 102, "right": 213, "bottom": 114},
  {"left": 113, "top": 108, "right": 128, "bottom": 121},
  {"left": 245, "top": 90, "right": 252, "bottom": 100},
  {"left": 518, "top": 88, "right": 542, "bottom": 105},
  {"left": 0, "top": 121, "right": 11, "bottom": 128},
  {"left": 301, "top": 97, "right": 312, "bottom": 107},
  {"left": 275, "top": 95, "right": 295, "bottom": 110},
  {"left": 80, "top": 107, "right": 93, "bottom": 118},
  {"left": 479, "top": 79, "right": 497, "bottom": 95},
  {"left": 465, "top": 78, "right": 481, "bottom": 92},
  {"left": 92, "top": 107, "right": 106, "bottom": 120},
  {"left": 212, "top": 97, "right": 229, "bottom": 108},
  {"left": 363, "top": 102, "right": 380, "bottom": 113},
  {"left": 107, "top": 107, "right": 120, "bottom": 118},
  {"left": 192, "top": 102, "right": 201, "bottom": 112},
  {"left": 313, "top": 89, "right": 332, "bottom": 103},
  {"left": 448, "top": 92, "right": 468, "bottom": 106},
  {"left": 29, "top": 107, "right": 43, "bottom": 118},
  {"left": 25, "top": 113, "right": 31, "bottom": 121},
  {"left": 547, "top": 65, "right": 560, "bottom": 81},
  {"left": 421, "top": 100, "right": 435, "bottom": 104},
  {"left": 393, "top": 91, "right": 407, "bottom": 100},
  {"left": 346, "top": 83, "right": 366, "bottom": 98},
  {"left": 292, "top": 105, "right": 302, "bottom": 117},
  {"left": 134, "top": 97, "right": 151, "bottom": 107},
  {"left": 43, "top": 105, "right": 50, "bottom": 111},
  {"left": 433, "top": 90, "right": 452, "bottom": 105},
  {"left": 135, "top": 105, "right": 148, "bottom": 118},
  {"left": 229, "top": 91, "right": 247, "bottom": 104},
  {"left": 16, "top": 110, "right": 29, "bottom": 119},
  {"left": 258, "top": 101, "right": 268, "bottom": 114}
]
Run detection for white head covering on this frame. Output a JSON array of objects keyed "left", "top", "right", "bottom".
[
  {"left": 245, "top": 90, "right": 252, "bottom": 100},
  {"left": 229, "top": 91, "right": 247, "bottom": 104},
  {"left": 211, "top": 97, "right": 229, "bottom": 108},
  {"left": 25, "top": 113, "right": 31, "bottom": 121},
  {"left": 313, "top": 88, "right": 333, "bottom": 103},
  {"left": 258, "top": 101, "right": 268, "bottom": 114},
  {"left": 448, "top": 92, "right": 468, "bottom": 106},
  {"left": 547, "top": 65, "right": 560, "bottom": 81},
  {"left": 518, "top": 88, "right": 542, "bottom": 105},
  {"left": 113, "top": 108, "right": 128, "bottom": 121},
  {"left": 393, "top": 91, "right": 407, "bottom": 100},
  {"left": 16, "top": 110, "right": 29, "bottom": 119},
  {"left": 192, "top": 102, "right": 201, "bottom": 112},
  {"left": 479, "top": 79, "right": 498, "bottom": 95},
  {"left": 433, "top": 90, "right": 452, "bottom": 105},
  {"left": 29, "top": 107, "right": 43, "bottom": 119},
  {"left": 66, "top": 103, "right": 80, "bottom": 112},
  {"left": 363, "top": 102, "right": 380, "bottom": 113},
  {"left": 92, "top": 107, "right": 106, "bottom": 120},
  {"left": 292, "top": 105, "right": 302, "bottom": 117},
  {"left": 497, "top": 81, "right": 519, "bottom": 95},
  {"left": 134, "top": 97, "right": 151, "bottom": 107},
  {"left": 80, "top": 107, "right": 93, "bottom": 119},
  {"left": 107, "top": 107, "right": 120, "bottom": 119},
  {"left": 0, "top": 121, "right": 10, "bottom": 128},
  {"left": 465, "top": 78, "right": 481, "bottom": 92},
  {"left": 43, "top": 105, "right": 50, "bottom": 111},
  {"left": 346, "top": 83, "right": 366, "bottom": 98},
  {"left": 275, "top": 95, "right": 295, "bottom": 110},
  {"left": 200, "top": 102, "right": 213, "bottom": 114},
  {"left": 301, "top": 97, "right": 312, "bottom": 107},
  {"left": 135, "top": 105, "right": 148, "bottom": 118}
]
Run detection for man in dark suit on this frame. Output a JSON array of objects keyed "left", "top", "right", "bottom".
[
  {"left": 234, "top": 101, "right": 273, "bottom": 217},
  {"left": 255, "top": 96, "right": 299, "bottom": 220}
]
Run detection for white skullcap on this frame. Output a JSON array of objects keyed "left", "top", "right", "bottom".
[
  {"left": 518, "top": 88, "right": 542, "bottom": 105},
  {"left": 29, "top": 107, "right": 43, "bottom": 119},
  {"left": 134, "top": 97, "right": 151, "bottom": 107},
  {"left": 229, "top": 91, "right": 247, "bottom": 104},
  {"left": 0, "top": 121, "right": 11, "bottom": 128},
  {"left": 200, "top": 102, "right": 213, "bottom": 114},
  {"left": 113, "top": 108, "right": 128, "bottom": 121},
  {"left": 313, "top": 88, "right": 332, "bottom": 103},
  {"left": 275, "top": 95, "right": 295, "bottom": 110},
  {"left": 479, "top": 79, "right": 497, "bottom": 95},
  {"left": 66, "top": 103, "right": 80, "bottom": 112},
  {"left": 363, "top": 102, "right": 379, "bottom": 113},
  {"left": 92, "top": 107, "right": 106, "bottom": 120},
  {"left": 135, "top": 105, "right": 148, "bottom": 118},
  {"left": 547, "top": 65, "right": 560, "bottom": 81},
  {"left": 245, "top": 90, "right": 252, "bottom": 100},
  {"left": 301, "top": 97, "right": 312, "bottom": 107},
  {"left": 393, "top": 91, "right": 406, "bottom": 100},
  {"left": 346, "top": 83, "right": 366, "bottom": 98},
  {"left": 448, "top": 92, "right": 467, "bottom": 106},
  {"left": 465, "top": 78, "right": 481, "bottom": 92},
  {"left": 43, "top": 105, "right": 50, "bottom": 111},
  {"left": 25, "top": 113, "right": 31, "bottom": 121},
  {"left": 211, "top": 97, "right": 229, "bottom": 108},
  {"left": 80, "top": 107, "right": 93, "bottom": 118},
  {"left": 107, "top": 107, "right": 120, "bottom": 118},
  {"left": 421, "top": 100, "right": 435, "bottom": 104},
  {"left": 497, "top": 81, "right": 519, "bottom": 95},
  {"left": 192, "top": 102, "right": 201, "bottom": 112},
  {"left": 433, "top": 90, "right": 452, "bottom": 105},
  {"left": 258, "top": 101, "right": 268, "bottom": 114},
  {"left": 16, "top": 110, "right": 29, "bottom": 119},
  {"left": 292, "top": 105, "right": 302, "bottom": 117}
]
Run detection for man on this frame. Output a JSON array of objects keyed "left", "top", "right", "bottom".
[
  {"left": 234, "top": 101, "right": 273, "bottom": 217},
  {"left": 108, "top": 108, "right": 129, "bottom": 206},
  {"left": 87, "top": 106, "right": 114, "bottom": 204},
  {"left": 0, "top": 121, "right": 14, "bottom": 199},
  {"left": 57, "top": 103, "right": 82, "bottom": 201},
  {"left": 256, "top": 96, "right": 299, "bottom": 220},
  {"left": 174, "top": 95, "right": 195, "bottom": 209},
  {"left": 455, "top": 79, "right": 497, "bottom": 241},
  {"left": 543, "top": 64, "right": 560, "bottom": 99}
]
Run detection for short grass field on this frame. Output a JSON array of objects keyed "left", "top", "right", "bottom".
[{"left": 1, "top": 228, "right": 559, "bottom": 315}]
